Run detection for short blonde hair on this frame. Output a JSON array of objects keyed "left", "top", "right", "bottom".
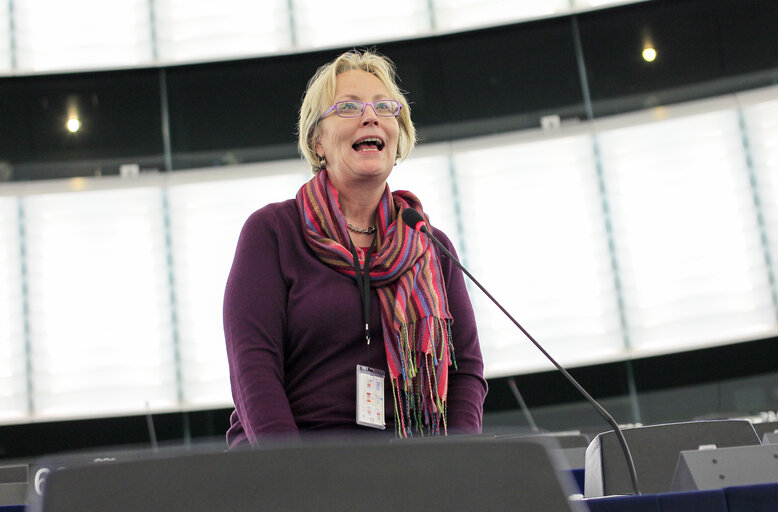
[{"left": 297, "top": 49, "right": 416, "bottom": 173}]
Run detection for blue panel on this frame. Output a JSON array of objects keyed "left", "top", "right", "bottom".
[
  {"left": 571, "top": 468, "right": 585, "bottom": 494},
  {"left": 658, "top": 489, "right": 727, "bottom": 512},
  {"left": 585, "top": 494, "right": 660, "bottom": 512},
  {"left": 725, "top": 483, "right": 778, "bottom": 512}
]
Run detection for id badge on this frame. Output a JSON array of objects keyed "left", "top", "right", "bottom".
[{"left": 356, "top": 365, "right": 385, "bottom": 429}]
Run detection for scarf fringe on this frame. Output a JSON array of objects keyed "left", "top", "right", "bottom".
[{"left": 392, "top": 317, "right": 456, "bottom": 438}]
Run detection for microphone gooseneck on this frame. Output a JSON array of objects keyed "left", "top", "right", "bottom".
[
  {"left": 401, "top": 207, "right": 641, "bottom": 495},
  {"left": 508, "top": 377, "right": 539, "bottom": 433}
]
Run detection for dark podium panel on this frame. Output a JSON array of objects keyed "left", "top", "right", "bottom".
[
  {"left": 584, "top": 420, "right": 760, "bottom": 497},
  {"left": 0, "top": 464, "right": 27, "bottom": 506},
  {"left": 37, "top": 438, "right": 586, "bottom": 512}
]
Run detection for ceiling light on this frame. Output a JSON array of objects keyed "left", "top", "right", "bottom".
[{"left": 66, "top": 118, "right": 81, "bottom": 133}]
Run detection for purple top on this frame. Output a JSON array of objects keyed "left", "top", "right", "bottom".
[{"left": 224, "top": 199, "right": 487, "bottom": 447}]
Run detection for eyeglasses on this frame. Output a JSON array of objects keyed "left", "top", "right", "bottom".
[{"left": 320, "top": 100, "right": 402, "bottom": 120}]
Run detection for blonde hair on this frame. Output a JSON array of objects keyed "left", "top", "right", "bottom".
[{"left": 297, "top": 49, "right": 416, "bottom": 173}]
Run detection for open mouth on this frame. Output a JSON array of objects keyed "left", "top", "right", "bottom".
[{"left": 352, "top": 136, "right": 385, "bottom": 152}]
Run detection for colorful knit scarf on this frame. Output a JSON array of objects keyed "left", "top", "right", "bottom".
[{"left": 296, "top": 170, "right": 456, "bottom": 437}]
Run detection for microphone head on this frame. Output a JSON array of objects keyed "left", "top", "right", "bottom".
[{"left": 401, "top": 208, "right": 426, "bottom": 232}]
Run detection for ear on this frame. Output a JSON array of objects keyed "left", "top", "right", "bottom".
[{"left": 315, "top": 140, "right": 324, "bottom": 159}]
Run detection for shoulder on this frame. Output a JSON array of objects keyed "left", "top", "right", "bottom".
[
  {"left": 233, "top": 199, "right": 302, "bottom": 258},
  {"left": 429, "top": 225, "right": 456, "bottom": 254},
  {"left": 241, "top": 198, "right": 300, "bottom": 234},
  {"left": 426, "top": 224, "right": 462, "bottom": 277}
]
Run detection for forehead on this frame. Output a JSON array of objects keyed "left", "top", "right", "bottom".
[{"left": 333, "top": 69, "right": 391, "bottom": 99}]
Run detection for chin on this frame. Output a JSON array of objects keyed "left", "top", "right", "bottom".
[{"left": 350, "top": 160, "right": 394, "bottom": 178}]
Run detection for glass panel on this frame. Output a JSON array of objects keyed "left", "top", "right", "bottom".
[
  {"left": 742, "top": 97, "right": 778, "bottom": 308},
  {"left": 454, "top": 133, "right": 624, "bottom": 377},
  {"left": 24, "top": 187, "right": 176, "bottom": 418},
  {"left": 0, "top": 3, "right": 11, "bottom": 73},
  {"left": 292, "top": 0, "right": 430, "bottom": 49},
  {"left": 154, "top": 0, "right": 291, "bottom": 64},
  {"left": 0, "top": 197, "right": 27, "bottom": 421},
  {"left": 573, "top": 0, "right": 645, "bottom": 10},
  {"left": 388, "top": 152, "right": 462, "bottom": 255},
  {"left": 168, "top": 167, "right": 308, "bottom": 407},
  {"left": 13, "top": 0, "right": 152, "bottom": 73},
  {"left": 599, "top": 109, "right": 776, "bottom": 354},
  {"left": 4, "top": 0, "right": 656, "bottom": 75},
  {"left": 433, "top": 0, "right": 571, "bottom": 32}
]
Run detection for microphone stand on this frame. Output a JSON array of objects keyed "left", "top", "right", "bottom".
[{"left": 405, "top": 211, "right": 641, "bottom": 495}]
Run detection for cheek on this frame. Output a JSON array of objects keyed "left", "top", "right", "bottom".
[
  {"left": 390, "top": 127, "right": 401, "bottom": 152},
  {"left": 328, "top": 129, "right": 353, "bottom": 151},
  {"left": 316, "top": 132, "right": 339, "bottom": 157},
  {"left": 315, "top": 122, "right": 345, "bottom": 154},
  {"left": 391, "top": 120, "right": 401, "bottom": 141}
]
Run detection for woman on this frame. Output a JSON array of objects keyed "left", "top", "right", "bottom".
[{"left": 224, "top": 49, "right": 487, "bottom": 447}]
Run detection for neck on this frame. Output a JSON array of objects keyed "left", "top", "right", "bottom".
[{"left": 337, "top": 182, "right": 385, "bottom": 229}]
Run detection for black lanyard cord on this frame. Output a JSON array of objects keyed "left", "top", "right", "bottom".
[{"left": 350, "top": 237, "right": 375, "bottom": 350}]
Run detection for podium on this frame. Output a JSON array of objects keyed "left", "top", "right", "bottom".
[{"left": 34, "top": 437, "right": 586, "bottom": 512}]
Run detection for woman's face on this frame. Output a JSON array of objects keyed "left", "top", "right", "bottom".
[{"left": 315, "top": 70, "right": 400, "bottom": 187}]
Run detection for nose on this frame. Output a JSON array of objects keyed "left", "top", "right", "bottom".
[{"left": 361, "top": 103, "right": 379, "bottom": 125}]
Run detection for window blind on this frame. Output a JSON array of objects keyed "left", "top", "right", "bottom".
[
  {"left": 741, "top": 95, "right": 778, "bottom": 317},
  {"left": 4, "top": 0, "right": 651, "bottom": 74},
  {"left": 573, "top": 0, "right": 643, "bottom": 10},
  {"left": 598, "top": 109, "right": 776, "bottom": 355},
  {"left": 388, "top": 151, "right": 462, "bottom": 255},
  {"left": 291, "top": 0, "right": 430, "bottom": 49},
  {"left": 152, "top": 0, "right": 291, "bottom": 64},
  {"left": 453, "top": 133, "right": 624, "bottom": 376},
  {"left": 13, "top": 0, "right": 152, "bottom": 73},
  {"left": 0, "top": 3, "right": 11, "bottom": 73},
  {"left": 432, "top": 0, "right": 570, "bottom": 31},
  {"left": 167, "top": 166, "right": 308, "bottom": 407},
  {"left": 0, "top": 197, "right": 27, "bottom": 421},
  {"left": 23, "top": 187, "right": 177, "bottom": 418}
]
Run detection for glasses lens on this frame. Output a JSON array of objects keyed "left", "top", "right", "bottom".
[
  {"left": 335, "top": 101, "right": 364, "bottom": 117},
  {"left": 374, "top": 100, "right": 400, "bottom": 116},
  {"left": 332, "top": 100, "right": 401, "bottom": 117}
]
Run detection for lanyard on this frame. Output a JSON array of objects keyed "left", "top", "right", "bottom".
[{"left": 350, "top": 237, "right": 376, "bottom": 349}]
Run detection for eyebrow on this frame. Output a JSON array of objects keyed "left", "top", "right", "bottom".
[{"left": 335, "top": 94, "right": 392, "bottom": 102}]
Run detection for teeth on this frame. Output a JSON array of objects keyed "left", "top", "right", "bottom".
[
  {"left": 357, "top": 137, "right": 381, "bottom": 144},
  {"left": 353, "top": 137, "right": 384, "bottom": 151}
]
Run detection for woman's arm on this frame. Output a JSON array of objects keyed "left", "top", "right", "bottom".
[{"left": 224, "top": 206, "right": 299, "bottom": 445}]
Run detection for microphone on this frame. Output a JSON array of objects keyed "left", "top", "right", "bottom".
[
  {"left": 401, "top": 207, "right": 641, "bottom": 495},
  {"left": 508, "top": 377, "right": 540, "bottom": 433}
]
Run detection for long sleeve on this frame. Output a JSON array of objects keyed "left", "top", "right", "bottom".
[
  {"left": 224, "top": 206, "right": 299, "bottom": 446},
  {"left": 432, "top": 228, "right": 488, "bottom": 434}
]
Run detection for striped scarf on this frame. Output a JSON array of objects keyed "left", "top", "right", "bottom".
[{"left": 296, "top": 170, "right": 455, "bottom": 437}]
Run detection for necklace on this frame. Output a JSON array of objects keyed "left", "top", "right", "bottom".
[{"left": 347, "top": 223, "right": 376, "bottom": 234}]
